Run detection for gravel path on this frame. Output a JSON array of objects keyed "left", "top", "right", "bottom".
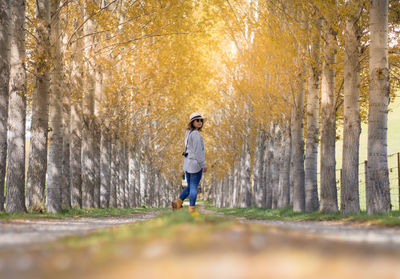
[{"left": 0, "top": 212, "right": 159, "bottom": 249}]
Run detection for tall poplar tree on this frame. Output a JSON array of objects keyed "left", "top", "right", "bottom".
[
  {"left": 26, "top": 0, "right": 50, "bottom": 211},
  {"left": 47, "top": 0, "right": 63, "bottom": 213},
  {"left": 305, "top": 16, "right": 321, "bottom": 212},
  {"left": 6, "top": 0, "right": 27, "bottom": 213},
  {"left": 341, "top": 0, "right": 362, "bottom": 214},
  {"left": 0, "top": 0, "right": 11, "bottom": 211},
  {"left": 320, "top": 17, "right": 338, "bottom": 213},
  {"left": 367, "top": 0, "right": 391, "bottom": 214}
]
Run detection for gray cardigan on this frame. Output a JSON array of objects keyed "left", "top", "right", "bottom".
[{"left": 183, "top": 129, "right": 206, "bottom": 173}]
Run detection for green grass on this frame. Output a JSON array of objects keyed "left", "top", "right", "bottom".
[
  {"left": 0, "top": 206, "right": 165, "bottom": 220},
  {"left": 206, "top": 205, "right": 400, "bottom": 226}
]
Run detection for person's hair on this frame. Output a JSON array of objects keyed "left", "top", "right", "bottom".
[{"left": 187, "top": 120, "right": 203, "bottom": 131}]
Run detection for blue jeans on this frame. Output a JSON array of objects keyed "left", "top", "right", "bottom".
[{"left": 179, "top": 170, "right": 203, "bottom": 206}]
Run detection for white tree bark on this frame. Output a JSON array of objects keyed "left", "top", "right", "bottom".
[
  {"left": 265, "top": 133, "right": 274, "bottom": 209},
  {"left": 341, "top": 0, "right": 362, "bottom": 213},
  {"left": 227, "top": 167, "right": 234, "bottom": 207},
  {"left": 272, "top": 124, "right": 281, "bottom": 209},
  {"left": 232, "top": 163, "right": 239, "bottom": 207},
  {"left": 260, "top": 133, "right": 268, "bottom": 208},
  {"left": 109, "top": 131, "right": 118, "bottom": 207},
  {"left": 122, "top": 142, "right": 129, "bottom": 207},
  {"left": 320, "top": 19, "right": 338, "bottom": 213},
  {"left": 239, "top": 141, "right": 251, "bottom": 207},
  {"left": 0, "top": 0, "right": 10, "bottom": 211},
  {"left": 6, "top": 0, "right": 27, "bottom": 212},
  {"left": 134, "top": 144, "right": 141, "bottom": 207},
  {"left": 253, "top": 130, "right": 266, "bottom": 207},
  {"left": 47, "top": 0, "right": 63, "bottom": 213},
  {"left": 128, "top": 143, "right": 136, "bottom": 208},
  {"left": 81, "top": 2, "right": 96, "bottom": 208},
  {"left": 367, "top": 0, "right": 391, "bottom": 213},
  {"left": 69, "top": 20, "right": 83, "bottom": 208},
  {"left": 93, "top": 68, "right": 102, "bottom": 208},
  {"left": 291, "top": 81, "right": 305, "bottom": 212},
  {"left": 61, "top": 33, "right": 71, "bottom": 209},
  {"left": 100, "top": 126, "right": 111, "bottom": 208},
  {"left": 117, "top": 139, "right": 125, "bottom": 208},
  {"left": 305, "top": 18, "right": 321, "bottom": 212},
  {"left": 139, "top": 149, "right": 147, "bottom": 206},
  {"left": 61, "top": 80, "right": 71, "bottom": 209},
  {"left": 26, "top": 0, "right": 50, "bottom": 211},
  {"left": 278, "top": 123, "right": 291, "bottom": 208}
]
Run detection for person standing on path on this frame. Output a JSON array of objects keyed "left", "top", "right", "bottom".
[{"left": 172, "top": 112, "right": 207, "bottom": 213}]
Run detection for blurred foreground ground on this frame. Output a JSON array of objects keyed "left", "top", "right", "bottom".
[{"left": 1, "top": 206, "right": 400, "bottom": 279}]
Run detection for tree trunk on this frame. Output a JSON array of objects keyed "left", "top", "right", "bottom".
[
  {"left": 205, "top": 182, "right": 213, "bottom": 201},
  {"left": 239, "top": 141, "right": 251, "bottom": 207},
  {"left": 272, "top": 124, "right": 281, "bottom": 209},
  {"left": 109, "top": 132, "right": 118, "bottom": 208},
  {"left": 100, "top": 126, "right": 111, "bottom": 208},
  {"left": 159, "top": 174, "right": 166, "bottom": 207},
  {"left": 320, "top": 20, "right": 338, "bottom": 213},
  {"left": 289, "top": 121, "right": 294, "bottom": 206},
  {"left": 305, "top": 18, "right": 321, "bottom": 212},
  {"left": 6, "top": 0, "right": 27, "bottom": 213},
  {"left": 341, "top": 0, "right": 362, "bottom": 214},
  {"left": 70, "top": 97, "right": 82, "bottom": 208},
  {"left": 227, "top": 166, "right": 234, "bottom": 207},
  {"left": 154, "top": 171, "right": 160, "bottom": 208},
  {"left": 117, "top": 140, "right": 125, "bottom": 208},
  {"left": 69, "top": 17, "right": 83, "bottom": 209},
  {"left": 253, "top": 130, "right": 265, "bottom": 207},
  {"left": 61, "top": 78, "right": 71, "bottom": 209},
  {"left": 367, "top": 0, "right": 391, "bottom": 213},
  {"left": 291, "top": 81, "right": 305, "bottom": 212},
  {"left": 128, "top": 144, "right": 135, "bottom": 207},
  {"left": 93, "top": 68, "right": 102, "bottom": 208},
  {"left": 25, "top": 0, "right": 50, "bottom": 211},
  {"left": 0, "top": 0, "right": 11, "bottom": 211},
  {"left": 265, "top": 133, "right": 274, "bottom": 209},
  {"left": 140, "top": 153, "right": 147, "bottom": 206},
  {"left": 47, "top": 0, "right": 63, "bottom": 213},
  {"left": 123, "top": 142, "right": 129, "bottom": 207},
  {"left": 134, "top": 144, "right": 141, "bottom": 207},
  {"left": 260, "top": 133, "right": 268, "bottom": 208},
  {"left": 232, "top": 162, "right": 239, "bottom": 207},
  {"left": 81, "top": 2, "right": 96, "bottom": 208},
  {"left": 278, "top": 123, "right": 291, "bottom": 208}
]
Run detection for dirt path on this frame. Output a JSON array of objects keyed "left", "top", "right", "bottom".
[
  {"left": 1, "top": 207, "right": 400, "bottom": 279},
  {"left": 200, "top": 206, "right": 400, "bottom": 249},
  {"left": 0, "top": 212, "right": 159, "bottom": 249}
]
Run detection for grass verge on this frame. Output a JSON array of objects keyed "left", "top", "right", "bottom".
[
  {"left": 0, "top": 206, "right": 165, "bottom": 220},
  {"left": 206, "top": 205, "right": 400, "bottom": 226}
]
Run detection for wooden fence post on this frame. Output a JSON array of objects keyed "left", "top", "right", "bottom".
[
  {"left": 365, "top": 160, "right": 368, "bottom": 212},
  {"left": 397, "top": 153, "right": 400, "bottom": 210}
]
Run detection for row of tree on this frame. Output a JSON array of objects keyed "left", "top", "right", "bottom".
[
  {"left": 0, "top": 0, "right": 223, "bottom": 213},
  {"left": 1, "top": 0, "right": 399, "bottom": 214},
  {"left": 211, "top": 0, "right": 400, "bottom": 214}
]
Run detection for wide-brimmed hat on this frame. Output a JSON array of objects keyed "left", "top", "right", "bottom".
[{"left": 189, "top": 112, "right": 206, "bottom": 124}]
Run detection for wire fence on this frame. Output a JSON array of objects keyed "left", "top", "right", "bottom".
[{"left": 327, "top": 152, "right": 400, "bottom": 211}]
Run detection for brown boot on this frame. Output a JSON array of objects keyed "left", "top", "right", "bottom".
[
  {"left": 188, "top": 206, "right": 196, "bottom": 213},
  {"left": 172, "top": 198, "right": 183, "bottom": 210}
]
